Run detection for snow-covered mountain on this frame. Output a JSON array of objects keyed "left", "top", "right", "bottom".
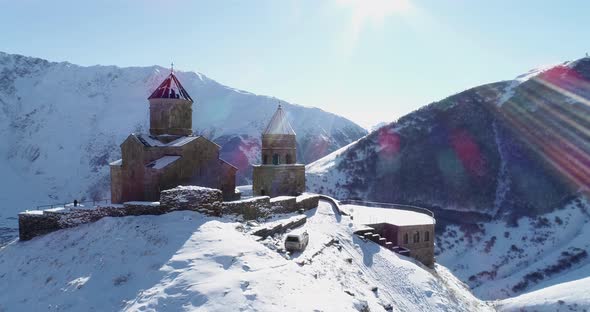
[
  {"left": 306, "top": 57, "right": 590, "bottom": 307},
  {"left": 0, "top": 52, "right": 366, "bottom": 226},
  {"left": 0, "top": 202, "right": 492, "bottom": 311},
  {"left": 308, "top": 57, "right": 589, "bottom": 218}
]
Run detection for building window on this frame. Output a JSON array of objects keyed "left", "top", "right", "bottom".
[
  {"left": 403, "top": 233, "right": 409, "bottom": 244},
  {"left": 425, "top": 231, "right": 430, "bottom": 242},
  {"left": 272, "top": 154, "right": 280, "bottom": 165},
  {"left": 413, "top": 231, "right": 420, "bottom": 243},
  {"left": 286, "top": 154, "right": 292, "bottom": 164},
  {"left": 263, "top": 154, "right": 268, "bottom": 164}
]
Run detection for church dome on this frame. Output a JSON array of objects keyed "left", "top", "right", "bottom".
[
  {"left": 148, "top": 72, "right": 193, "bottom": 102},
  {"left": 263, "top": 105, "right": 296, "bottom": 135}
]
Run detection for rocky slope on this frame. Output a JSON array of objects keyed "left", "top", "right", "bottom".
[{"left": 0, "top": 52, "right": 366, "bottom": 224}]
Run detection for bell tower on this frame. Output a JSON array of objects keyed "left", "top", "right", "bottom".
[
  {"left": 261, "top": 104, "right": 297, "bottom": 165},
  {"left": 253, "top": 104, "right": 305, "bottom": 197},
  {"left": 148, "top": 66, "right": 193, "bottom": 139}
]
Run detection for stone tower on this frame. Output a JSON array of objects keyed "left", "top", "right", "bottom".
[
  {"left": 148, "top": 70, "right": 193, "bottom": 141},
  {"left": 252, "top": 105, "right": 305, "bottom": 197}
]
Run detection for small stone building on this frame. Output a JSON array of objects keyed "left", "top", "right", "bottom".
[
  {"left": 350, "top": 204, "right": 435, "bottom": 267},
  {"left": 110, "top": 71, "right": 239, "bottom": 203},
  {"left": 367, "top": 222, "right": 435, "bottom": 267},
  {"left": 252, "top": 105, "right": 305, "bottom": 197}
]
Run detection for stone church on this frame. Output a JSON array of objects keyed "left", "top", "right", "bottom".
[
  {"left": 110, "top": 71, "right": 239, "bottom": 203},
  {"left": 252, "top": 105, "right": 305, "bottom": 197}
]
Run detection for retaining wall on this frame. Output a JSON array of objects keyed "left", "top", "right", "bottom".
[
  {"left": 295, "top": 193, "right": 320, "bottom": 211},
  {"left": 222, "top": 196, "right": 271, "bottom": 220},
  {"left": 19, "top": 186, "right": 222, "bottom": 241},
  {"left": 19, "top": 189, "right": 323, "bottom": 241},
  {"left": 269, "top": 196, "right": 297, "bottom": 214}
]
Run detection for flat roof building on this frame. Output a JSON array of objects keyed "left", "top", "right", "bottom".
[{"left": 345, "top": 203, "right": 435, "bottom": 268}]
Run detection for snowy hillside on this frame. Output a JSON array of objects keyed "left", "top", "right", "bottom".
[
  {"left": 0, "top": 52, "right": 366, "bottom": 228},
  {"left": 0, "top": 202, "right": 491, "bottom": 311},
  {"left": 306, "top": 57, "right": 590, "bottom": 309},
  {"left": 437, "top": 196, "right": 590, "bottom": 309}
]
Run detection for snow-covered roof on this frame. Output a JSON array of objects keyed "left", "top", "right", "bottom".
[
  {"left": 148, "top": 72, "right": 193, "bottom": 102},
  {"left": 133, "top": 134, "right": 199, "bottom": 147},
  {"left": 19, "top": 210, "right": 44, "bottom": 215},
  {"left": 168, "top": 136, "right": 198, "bottom": 147},
  {"left": 345, "top": 204, "right": 435, "bottom": 226},
  {"left": 44, "top": 207, "right": 71, "bottom": 214},
  {"left": 124, "top": 201, "right": 160, "bottom": 206},
  {"left": 219, "top": 158, "right": 238, "bottom": 170},
  {"left": 146, "top": 155, "right": 181, "bottom": 170},
  {"left": 109, "top": 159, "right": 122, "bottom": 166},
  {"left": 263, "top": 105, "right": 296, "bottom": 135}
]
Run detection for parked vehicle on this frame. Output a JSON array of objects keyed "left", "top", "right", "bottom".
[{"left": 284, "top": 231, "right": 309, "bottom": 252}]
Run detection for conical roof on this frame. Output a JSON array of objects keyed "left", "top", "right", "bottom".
[
  {"left": 263, "top": 105, "right": 296, "bottom": 135},
  {"left": 148, "top": 72, "right": 193, "bottom": 102}
]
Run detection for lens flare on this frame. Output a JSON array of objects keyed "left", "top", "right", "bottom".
[{"left": 492, "top": 63, "right": 590, "bottom": 193}]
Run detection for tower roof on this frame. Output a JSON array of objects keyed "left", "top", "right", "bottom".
[
  {"left": 148, "top": 72, "right": 193, "bottom": 102},
  {"left": 263, "top": 105, "right": 296, "bottom": 135}
]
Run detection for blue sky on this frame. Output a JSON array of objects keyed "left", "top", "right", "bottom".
[{"left": 1, "top": 0, "right": 589, "bottom": 128}]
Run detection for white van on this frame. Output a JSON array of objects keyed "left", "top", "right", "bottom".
[{"left": 284, "top": 231, "right": 309, "bottom": 252}]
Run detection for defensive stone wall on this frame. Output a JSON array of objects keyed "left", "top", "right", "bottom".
[
  {"left": 222, "top": 196, "right": 271, "bottom": 220},
  {"left": 161, "top": 185, "right": 223, "bottom": 215},
  {"left": 19, "top": 186, "right": 222, "bottom": 241},
  {"left": 19, "top": 188, "right": 322, "bottom": 241},
  {"left": 269, "top": 196, "right": 297, "bottom": 214},
  {"left": 295, "top": 193, "right": 320, "bottom": 211}
]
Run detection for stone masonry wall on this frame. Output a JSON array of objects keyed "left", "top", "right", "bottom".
[
  {"left": 296, "top": 193, "right": 320, "bottom": 211},
  {"left": 160, "top": 185, "right": 223, "bottom": 215},
  {"left": 269, "top": 196, "right": 297, "bottom": 214},
  {"left": 19, "top": 189, "right": 322, "bottom": 241},
  {"left": 222, "top": 196, "right": 271, "bottom": 220},
  {"left": 19, "top": 186, "right": 222, "bottom": 241},
  {"left": 252, "top": 164, "right": 305, "bottom": 197}
]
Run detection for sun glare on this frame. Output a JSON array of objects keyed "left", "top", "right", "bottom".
[{"left": 335, "top": 0, "right": 413, "bottom": 50}]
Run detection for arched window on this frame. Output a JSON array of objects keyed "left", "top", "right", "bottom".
[
  {"left": 286, "top": 154, "right": 292, "bottom": 164},
  {"left": 272, "top": 154, "right": 280, "bottom": 165},
  {"left": 425, "top": 231, "right": 430, "bottom": 242},
  {"left": 403, "top": 233, "right": 409, "bottom": 244},
  {"left": 263, "top": 154, "right": 268, "bottom": 165},
  {"left": 413, "top": 231, "right": 420, "bottom": 243}
]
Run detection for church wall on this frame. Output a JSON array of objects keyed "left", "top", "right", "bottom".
[
  {"left": 261, "top": 134, "right": 297, "bottom": 164},
  {"left": 149, "top": 99, "right": 192, "bottom": 136},
  {"left": 114, "top": 135, "right": 238, "bottom": 203},
  {"left": 118, "top": 138, "right": 148, "bottom": 203},
  {"left": 262, "top": 134, "right": 296, "bottom": 149},
  {"left": 252, "top": 164, "right": 305, "bottom": 197},
  {"left": 396, "top": 224, "right": 435, "bottom": 268},
  {"left": 110, "top": 164, "right": 123, "bottom": 203}
]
